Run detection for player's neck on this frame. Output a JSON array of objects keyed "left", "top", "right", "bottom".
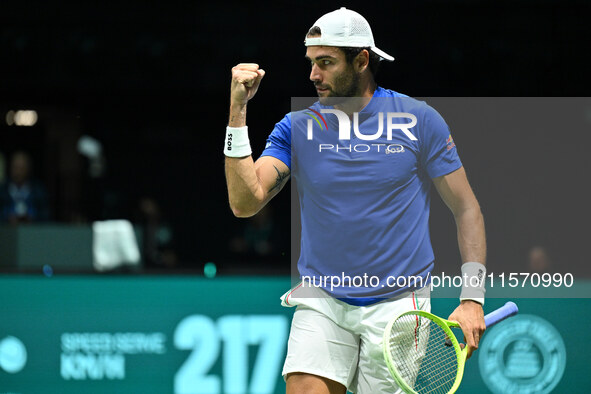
[{"left": 334, "top": 79, "right": 376, "bottom": 114}]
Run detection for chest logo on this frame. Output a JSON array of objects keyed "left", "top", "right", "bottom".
[{"left": 386, "top": 144, "right": 405, "bottom": 154}]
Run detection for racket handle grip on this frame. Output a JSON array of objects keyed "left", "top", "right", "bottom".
[{"left": 484, "top": 301, "right": 518, "bottom": 328}]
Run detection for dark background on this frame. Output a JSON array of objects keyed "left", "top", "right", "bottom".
[{"left": 0, "top": 0, "right": 589, "bottom": 275}]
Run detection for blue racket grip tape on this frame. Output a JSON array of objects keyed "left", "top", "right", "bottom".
[{"left": 484, "top": 301, "right": 518, "bottom": 328}]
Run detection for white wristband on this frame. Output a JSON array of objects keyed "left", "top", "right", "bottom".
[
  {"left": 224, "top": 126, "right": 252, "bottom": 157},
  {"left": 459, "top": 262, "right": 486, "bottom": 305}
]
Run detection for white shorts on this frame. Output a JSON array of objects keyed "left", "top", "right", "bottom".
[{"left": 281, "top": 284, "right": 431, "bottom": 394}]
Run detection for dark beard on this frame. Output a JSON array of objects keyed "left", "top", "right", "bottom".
[{"left": 318, "top": 68, "right": 360, "bottom": 106}]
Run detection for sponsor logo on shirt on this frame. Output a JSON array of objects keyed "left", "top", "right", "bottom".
[
  {"left": 446, "top": 134, "right": 456, "bottom": 150},
  {"left": 385, "top": 144, "right": 405, "bottom": 154}
]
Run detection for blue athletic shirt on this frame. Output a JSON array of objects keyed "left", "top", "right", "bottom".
[{"left": 260, "top": 87, "right": 462, "bottom": 305}]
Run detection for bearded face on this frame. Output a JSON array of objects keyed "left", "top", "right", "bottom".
[{"left": 306, "top": 46, "right": 362, "bottom": 106}]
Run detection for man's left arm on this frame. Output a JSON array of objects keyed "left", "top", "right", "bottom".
[{"left": 432, "top": 166, "right": 486, "bottom": 359}]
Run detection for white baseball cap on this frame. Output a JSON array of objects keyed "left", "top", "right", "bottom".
[{"left": 304, "top": 7, "right": 394, "bottom": 62}]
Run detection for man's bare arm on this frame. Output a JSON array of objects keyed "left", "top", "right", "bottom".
[
  {"left": 433, "top": 166, "right": 486, "bottom": 264},
  {"left": 433, "top": 166, "right": 486, "bottom": 359},
  {"left": 224, "top": 63, "right": 290, "bottom": 217},
  {"left": 226, "top": 156, "right": 290, "bottom": 217}
]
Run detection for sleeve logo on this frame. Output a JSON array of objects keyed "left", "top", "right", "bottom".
[{"left": 446, "top": 134, "right": 456, "bottom": 151}]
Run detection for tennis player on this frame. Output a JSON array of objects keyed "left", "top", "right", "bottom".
[{"left": 225, "top": 7, "right": 487, "bottom": 394}]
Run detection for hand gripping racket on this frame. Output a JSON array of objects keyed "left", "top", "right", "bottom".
[{"left": 382, "top": 301, "right": 518, "bottom": 394}]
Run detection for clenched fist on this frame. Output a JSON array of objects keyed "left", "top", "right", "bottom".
[{"left": 230, "top": 63, "right": 265, "bottom": 106}]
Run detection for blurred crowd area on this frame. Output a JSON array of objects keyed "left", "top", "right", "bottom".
[
  {"left": 0, "top": 1, "right": 589, "bottom": 275},
  {"left": 0, "top": 121, "right": 291, "bottom": 273}
]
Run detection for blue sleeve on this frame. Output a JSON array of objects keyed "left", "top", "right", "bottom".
[
  {"left": 419, "top": 105, "right": 462, "bottom": 178},
  {"left": 259, "top": 113, "right": 292, "bottom": 170}
]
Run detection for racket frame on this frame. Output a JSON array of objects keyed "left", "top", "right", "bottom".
[{"left": 382, "top": 310, "right": 467, "bottom": 394}]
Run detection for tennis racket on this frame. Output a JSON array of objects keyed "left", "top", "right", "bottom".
[{"left": 382, "top": 301, "right": 518, "bottom": 394}]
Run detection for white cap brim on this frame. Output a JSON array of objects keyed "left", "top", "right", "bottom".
[{"left": 371, "top": 46, "right": 394, "bottom": 62}]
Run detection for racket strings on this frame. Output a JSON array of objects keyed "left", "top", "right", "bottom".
[{"left": 388, "top": 314, "right": 459, "bottom": 394}]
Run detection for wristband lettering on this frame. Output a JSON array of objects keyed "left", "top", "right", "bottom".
[
  {"left": 224, "top": 126, "right": 252, "bottom": 157},
  {"left": 459, "top": 262, "right": 486, "bottom": 305}
]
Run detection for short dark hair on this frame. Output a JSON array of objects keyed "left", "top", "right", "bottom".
[
  {"left": 341, "top": 47, "right": 381, "bottom": 79},
  {"left": 306, "top": 26, "right": 382, "bottom": 79}
]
